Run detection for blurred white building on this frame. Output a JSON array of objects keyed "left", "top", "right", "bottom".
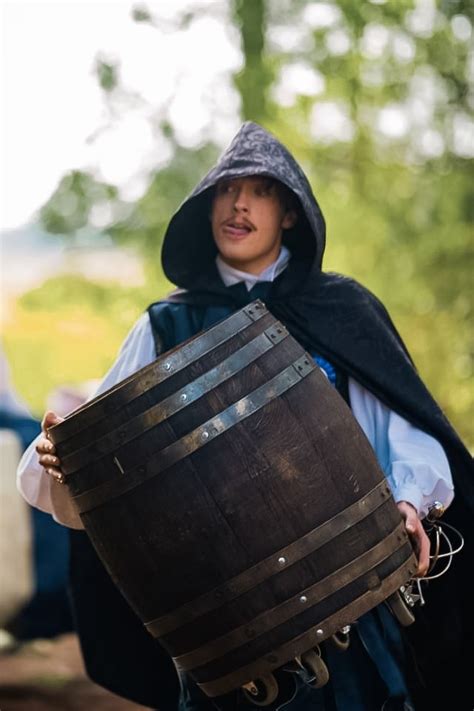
[{"left": 0, "top": 224, "right": 145, "bottom": 300}]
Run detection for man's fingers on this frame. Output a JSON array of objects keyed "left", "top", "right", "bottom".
[
  {"left": 405, "top": 524, "right": 429, "bottom": 577},
  {"left": 36, "top": 437, "right": 56, "bottom": 455},
  {"left": 37, "top": 412, "right": 65, "bottom": 480},
  {"left": 416, "top": 528, "right": 431, "bottom": 577},
  {"left": 407, "top": 521, "right": 430, "bottom": 576},
  {"left": 38, "top": 461, "right": 63, "bottom": 480},
  {"left": 38, "top": 453, "right": 61, "bottom": 467},
  {"left": 41, "top": 410, "right": 64, "bottom": 434},
  {"left": 397, "top": 501, "right": 431, "bottom": 577}
]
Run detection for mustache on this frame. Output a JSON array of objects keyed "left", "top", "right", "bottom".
[{"left": 222, "top": 216, "right": 256, "bottom": 230}]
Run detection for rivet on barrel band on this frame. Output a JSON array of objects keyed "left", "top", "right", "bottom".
[
  {"left": 243, "top": 300, "right": 265, "bottom": 321},
  {"left": 264, "top": 325, "right": 287, "bottom": 344}
]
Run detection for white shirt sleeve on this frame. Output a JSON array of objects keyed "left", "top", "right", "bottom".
[
  {"left": 348, "top": 377, "right": 454, "bottom": 518},
  {"left": 16, "top": 313, "right": 157, "bottom": 518}
]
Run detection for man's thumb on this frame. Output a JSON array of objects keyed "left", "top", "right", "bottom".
[{"left": 42, "top": 410, "right": 63, "bottom": 432}]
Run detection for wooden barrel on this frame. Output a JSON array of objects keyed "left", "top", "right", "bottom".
[{"left": 48, "top": 300, "right": 417, "bottom": 698}]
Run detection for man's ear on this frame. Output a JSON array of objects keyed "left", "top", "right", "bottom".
[{"left": 282, "top": 210, "right": 297, "bottom": 229}]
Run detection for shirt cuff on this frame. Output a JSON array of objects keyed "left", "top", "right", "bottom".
[{"left": 387, "top": 461, "right": 454, "bottom": 518}]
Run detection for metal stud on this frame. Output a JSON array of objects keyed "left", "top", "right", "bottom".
[
  {"left": 278, "top": 556, "right": 287, "bottom": 566},
  {"left": 163, "top": 362, "right": 171, "bottom": 371},
  {"left": 299, "top": 595, "right": 308, "bottom": 604},
  {"left": 201, "top": 431, "right": 209, "bottom": 441},
  {"left": 427, "top": 501, "right": 445, "bottom": 522},
  {"left": 180, "top": 393, "right": 187, "bottom": 402},
  {"left": 316, "top": 628, "right": 324, "bottom": 636}
]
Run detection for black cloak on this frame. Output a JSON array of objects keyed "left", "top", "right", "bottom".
[{"left": 70, "top": 122, "right": 473, "bottom": 711}]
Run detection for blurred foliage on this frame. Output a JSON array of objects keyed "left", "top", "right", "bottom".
[
  {"left": 40, "top": 172, "right": 118, "bottom": 235},
  {"left": 107, "top": 142, "right": 219, "bottom": 261},
  {"left": 132, "top": 5, "right": 152, "bottom": 24},
  {"left": 95, "top": 58, "right": 119, "bottom": 93},
  {"left": 40, "top": 142, "right": 219, "bottom": 272},
  {"left": 2, "top": 273, "right": 171, "bottom": 417},
  {"left": 4, "top": 0, "right": 473, "bottom": 445}
]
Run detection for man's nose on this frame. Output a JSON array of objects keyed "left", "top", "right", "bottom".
[{"left": 233, "top": 188, "right": 249, "bottom": 212}]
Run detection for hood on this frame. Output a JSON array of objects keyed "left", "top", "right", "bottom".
[{"left": 161, "top": 122, "right": 326, "bottom": 290}]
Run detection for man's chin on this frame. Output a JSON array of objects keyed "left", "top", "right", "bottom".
[{"left": 216, "top": 242, "right": 255, "bottom": 264}]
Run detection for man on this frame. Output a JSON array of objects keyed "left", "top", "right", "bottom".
[{"left": 18, "top": 122, "right": 472, "bottom": 710}]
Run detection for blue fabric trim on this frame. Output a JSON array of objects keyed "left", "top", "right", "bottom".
[{"left": 313, "top": 354, "right": 337, "bottom": 386}]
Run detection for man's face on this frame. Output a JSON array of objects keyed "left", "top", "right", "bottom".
[{"left": 211, "top": 176, "right": 296, "bottom": 275}]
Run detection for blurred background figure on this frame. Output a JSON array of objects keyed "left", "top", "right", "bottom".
[
  {"left": 0, "top": 348, "right": 94, "bottom": 646},
  {"left": 1, "top": 346, "right": 38, "bottom": 647},
  {"left": 0, "top": 347, "right": 40, "bottom": 449}
]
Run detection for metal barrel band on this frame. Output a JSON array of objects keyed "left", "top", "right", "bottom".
[
  {"left": 174, "top": 521, "right": 409, "bottom": 673},
  {"left": 62, "top": 323, "right": 289, "bottom": 476},
  {"left": 196, "top": 557, "right": 417, "bottom": 698},
  {"left": 145, "top": 479, "right": 392, "bottom": 638},
  {"left": 72, "top": 354, "right": 315, "bottom": 514},
  {"left": 49, "top": 300, "right": 268, "bottom": 445}
]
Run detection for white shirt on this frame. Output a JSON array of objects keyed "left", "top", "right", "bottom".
[{"left": 17, "top": 253, "right": 453, "bottom": 523}]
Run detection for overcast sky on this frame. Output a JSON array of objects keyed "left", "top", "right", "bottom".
[{"left": 0, "top": 0, "right": 241, "bottom": 231}]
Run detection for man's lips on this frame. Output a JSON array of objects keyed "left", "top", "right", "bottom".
[{"left": 221, "top": 219, "right": 255, "bottom": 238}]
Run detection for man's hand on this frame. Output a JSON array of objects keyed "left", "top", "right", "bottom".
[
  {"left": 36, "top": 410, "right": 65, "bottom": 483},
  {"left": 397, "top": 501, "right": 430, "bottom": 577}
]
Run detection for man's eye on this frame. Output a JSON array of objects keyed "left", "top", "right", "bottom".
[{"left": 218, "top": 183, "right": 235, "bottom": 194}]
